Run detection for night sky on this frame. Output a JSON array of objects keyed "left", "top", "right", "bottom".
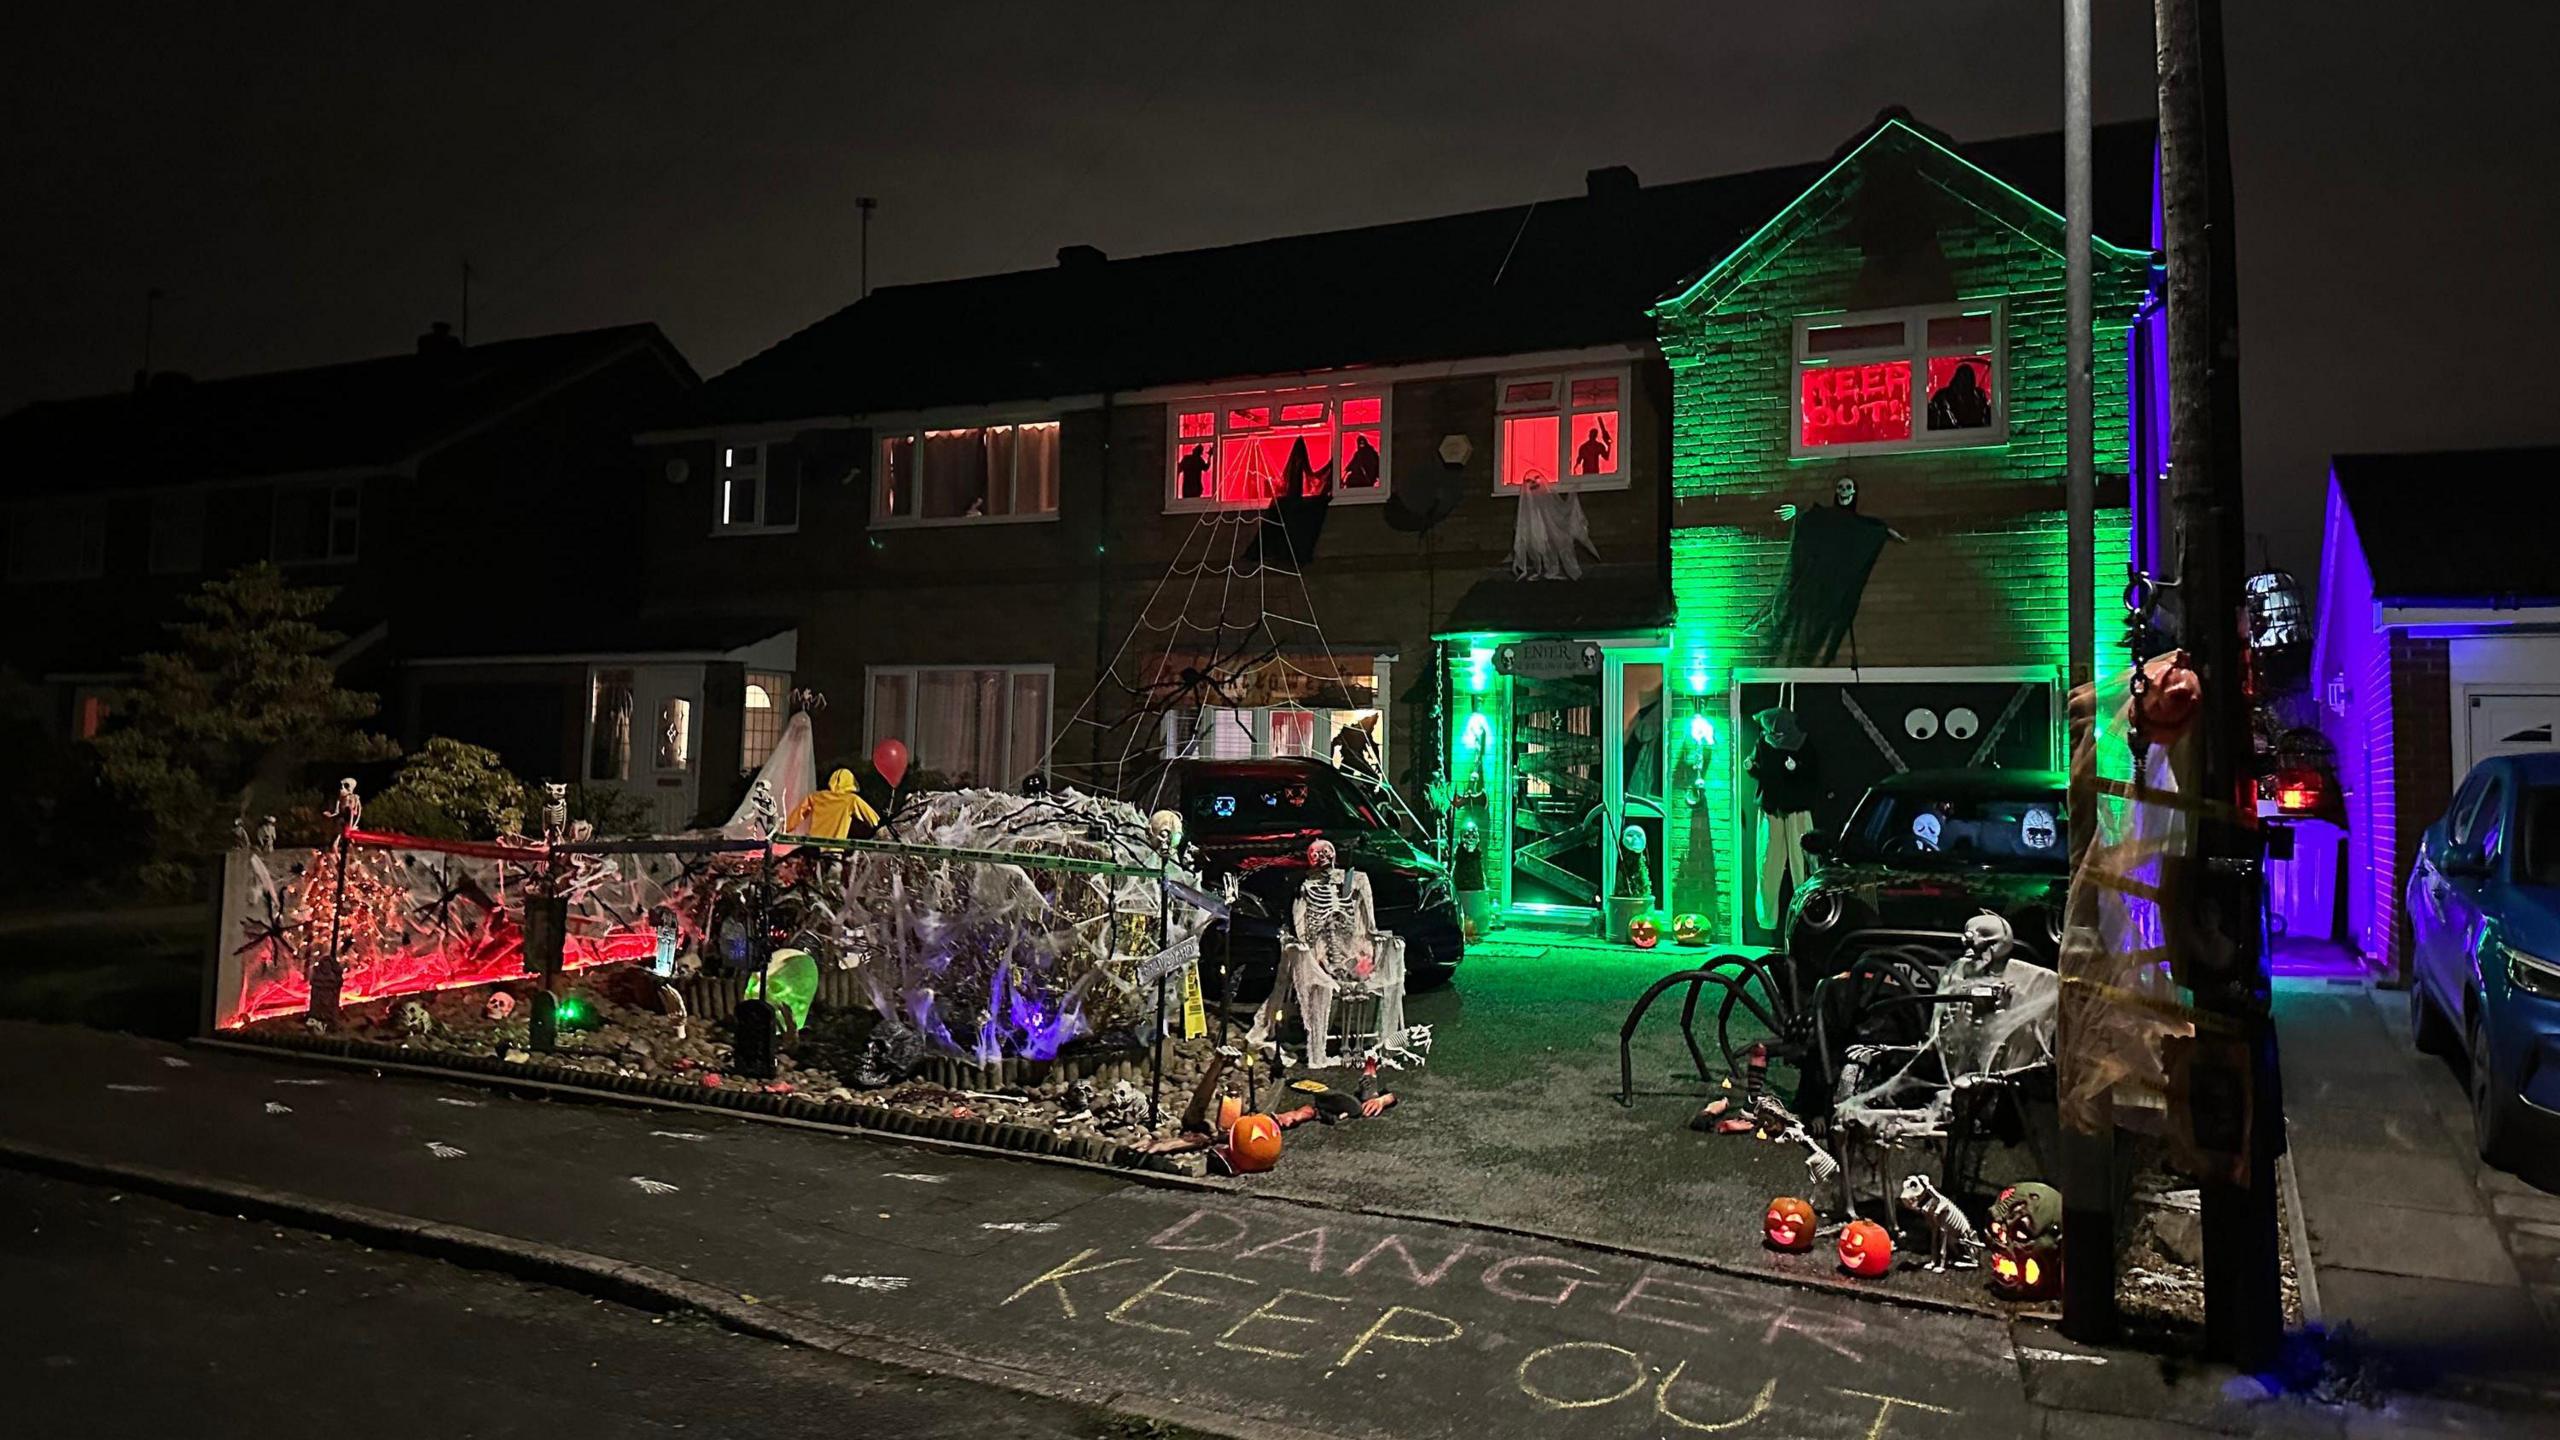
[{"left": 9, "top": 2, "right": 2554, "bottom": 575}]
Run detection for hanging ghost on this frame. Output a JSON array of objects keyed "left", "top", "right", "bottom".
[
  {"left": 1753, "top": 477, "right": 1908, "bottom": 665},
  {"left": 1510, "top": 468, "right": 1599, "bottom": 581}
]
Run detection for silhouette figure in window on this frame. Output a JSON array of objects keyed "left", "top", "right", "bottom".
[
  {"left": 1575, "top": 422, "right": 1613, "bottom": 475},
  {"left": 1343, "top": 434, "right": 1381, "bottom": 490},
  {"left": 1927, "top": 361, "right": 1993, "bottom": 431},
  {"left": 1177, "top": 444, "right": 1212, "bottom": 499},
  {"left": 1280, "top": 436, "right": 1333, "bottom": 498}
]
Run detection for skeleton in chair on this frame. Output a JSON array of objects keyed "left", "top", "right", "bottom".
[
  {"left": 1897, "top": 1173, "right": 1983, "bottom": 1271},
  {"left": 1252, "top": 839, "right": 1407, "bottom": 1068}
]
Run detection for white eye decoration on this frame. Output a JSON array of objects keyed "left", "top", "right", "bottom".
[
  {"left": 1904, "top": 707, "right": 1940, "bottom": 740},
  {"left": 1945, "top": 706, "right": 1981, "bottom": 741}
]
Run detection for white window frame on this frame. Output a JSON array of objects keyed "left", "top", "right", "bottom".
[
  {"left": 1493, "top": 365, "right": 1631, "bottom": 495},
  {"left": 740, "top": 669, "right": 792, "bottom": 770},
  {"left": 713, "top": 440, "right": 797, "bottom": 536},
  {"left": 271, "top": 480, "right": 361, "bottom": 566},
  {"left": 872, "top": 418, "right": 1062, "bottom": 529},
  {"left": 1154, "top": 656, "right": 1392, "bottom": 771},
  {"left": 864, "top": 663, "right": 1056, "bottom": 786},
  {"left": 1789, "top": 301, "right": 2006, "bottom": 459},
  {"left": 1163, "top": 385, "right": 1392, "bottom": 514}
]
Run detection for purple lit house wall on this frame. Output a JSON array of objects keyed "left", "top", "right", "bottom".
[{"left": 2309, "top": 470, "right": 2392, "bottom": 965}]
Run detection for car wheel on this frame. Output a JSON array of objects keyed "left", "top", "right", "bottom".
[
  {"left": 2469, "top": 1015, "right": 2526, "bottom": 1170},
  {"left": 2409, "top": 980, "right": 2457, "bottom": 1056}
]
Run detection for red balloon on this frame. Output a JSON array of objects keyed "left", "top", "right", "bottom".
[{"left": 872, "top": 738, "right": 910, "bottom": 789}]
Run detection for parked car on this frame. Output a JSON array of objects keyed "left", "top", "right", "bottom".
[
  {"left": 1784, "top": 768, "right": 2071, "bottom": 987},
  {"left": 2406, "top": 752, "right": 2560, "bottom": 1170},
  {"left": 1169, "top": 757, "right": 1463, "bottom": 1006}
]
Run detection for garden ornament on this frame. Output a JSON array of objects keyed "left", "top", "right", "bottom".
[
  {"left": 1763, "top": 1195, "right": 1818, "bottom": 1253},
  {"left": 1837, "top": 1218, "right": 1894, "bottom": 1278},
  {"left": 1987, "top": 1182, "right": 2065, "bottom": 1300},
  {"left": 482, "top": 990, "right": 517, "bottom": 1022},
  {"left": 1896, "top": 1172, "right": 1983, "bottom": 1272}
]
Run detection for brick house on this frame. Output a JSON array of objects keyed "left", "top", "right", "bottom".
[
  {"left": 2309, "top": 446, "right": 2560, "bottom": 982},
  {"left": 0, "top": 323, "right": 725, "bottom": 828}
]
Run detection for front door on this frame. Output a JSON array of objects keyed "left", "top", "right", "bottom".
[
  {"left": 1500, "top": 644, "right": 1669, "bottom": 925},
  {"left": 586, "top": 664, "right": 704, "bottom": 833}
]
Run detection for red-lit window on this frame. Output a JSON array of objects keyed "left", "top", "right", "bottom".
[
  {"left": 1165, "top": 389, "right": 1390, "bottom": 511},
  {"left": 1495, "top": 367, "right": 1628, "bottom": 493},
  {"left": 1792, "top": 304, "right": 2004, "bottom": 455}
]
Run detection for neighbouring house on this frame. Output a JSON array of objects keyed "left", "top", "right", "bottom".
[
  {"left": 639, "top": 108, "right": 2158, "bottom": 941},
  {"left": 0, "top": 322, "right": 734, "bottom": 830},
  {"left": 2309, "top": 445, "right": 2560, "bottom": 982}
]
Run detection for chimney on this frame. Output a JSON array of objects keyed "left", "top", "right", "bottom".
[
  {"left": 1585, "top": 165, "right": 1639, "bottom": 200},
  {"left": 1056, "top": 244, "right": 1107, "bottom": 270},
  {"left": 417, "top": 320, "right": 463, "bottom": 356}
]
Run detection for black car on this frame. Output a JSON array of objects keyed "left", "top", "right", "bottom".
[
  {"left": 1170, "top": 757, "right": 1463, "bottom": 1006},
  {"left": 1785, "top": 768, "right": 2070, "bottom": 986}
]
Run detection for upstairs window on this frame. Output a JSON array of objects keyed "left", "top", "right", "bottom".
[
  {"left": 148, "top": 491, "right": 206, "bottom": 575},
  {"left": 5, "top": 501, "right": 108, "bottom": 583},
  {"left": 1793, "top": 303, "right": 2003, "bottom": 456},
  {"left": 273, "top": 481, "right": 360, "bottom": 565},
  {"left": 714, "top": 441, "right": 799, "bottom": 535},
  {"left": 1497, "top": 367, "right": 1627, "bottom": 492},
  {"left": 876, "top": 421, "right": 1060, "bottom": 526},
  {"left": 1166, "top": 388, "right": 1389, "bottom": 512}
]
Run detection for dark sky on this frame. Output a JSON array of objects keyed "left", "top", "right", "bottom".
[{"left": 8, "top": 3, "right": 2555, "bottom": 575}]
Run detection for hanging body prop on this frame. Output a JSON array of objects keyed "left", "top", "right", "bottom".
[
  {"left": 724, "top": 711, "right": 819, "bottom": 840},
  {"left": 1510, "top": 472, "right": 1599, "bottom": 581},
  {"left": 1757, "top": 486, "right": 1900, "bottom": 666},
  {"left": 1748, "top": 705, "right": 1821, "bottom": 930}
]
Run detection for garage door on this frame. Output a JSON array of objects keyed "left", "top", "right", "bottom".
[
  {"left": 2467, "top": 690, "right": 2560, "bottom": 767},
  {"left": 1732, "top": 673, "right": 2057, "bottom": 945}
]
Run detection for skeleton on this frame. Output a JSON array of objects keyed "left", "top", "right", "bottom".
[
  {"left": 540, "top": 782, "right": 570, "bottom": 844},
  {"left": 327, "top": 777, "right": 363, "bottom": 831},
  {"left": 1751, "top": 1094, "right": 1843, "bottom": 1193},
  {"left": 256, "top": 815, "right": 277, "bottom": 853},
  {"left": 1897, "top": 1173, "right": 1983, "bottom": 1271},
  {"left": 1250, "top": 839, "right": 1409, "bottom": 1068},
  {"left": 397, "top": 1000, "right": 434, "bottom": 1036}
]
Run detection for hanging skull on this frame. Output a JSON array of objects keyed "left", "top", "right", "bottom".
[{"left": 483, "top": 990, "right": 517, "bottom": 1022}]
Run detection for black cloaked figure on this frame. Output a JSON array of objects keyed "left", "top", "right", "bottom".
[
  {"left": 1753, "top": 476, "right": 1908, "bottom": 667},
  {"left": 1926, "top": 360, "right": 1993, "bottom": 431}
]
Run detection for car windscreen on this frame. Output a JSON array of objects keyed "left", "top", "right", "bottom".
[
  {"left": 2519, "top": 785, "right": 2560, "bottom": 886},
  {"left": 1840, "top": 788, "right": 2067, "bottom": 872},
  {"left": 1182, "top": 770, "right": 1380, "bottom": 835}
]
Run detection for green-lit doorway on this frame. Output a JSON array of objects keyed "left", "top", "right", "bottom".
[{"left": 1496, "top": 641, "right": 1668, "bottom": 929}]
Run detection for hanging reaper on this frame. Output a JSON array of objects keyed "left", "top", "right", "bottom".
[{"left": 1753, "top": 477, "right": 1907, "bottom": 665}]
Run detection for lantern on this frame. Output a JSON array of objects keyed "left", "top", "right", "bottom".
[
  {"left": 1987, "top": 1183, "right": 2063, "bottom": 1300},
  {"left": 1837, "top": 1218, "right": 1894, "bottom": 1277},
  {"left": 1672, "top": 913, "right": 1709, "bottom": 946},
  {"left": 1763, "top": 1196, "right": 1817, "bottom": 1253},
  {"left": 1225, "top": 1113, "right": 1284, "bottom": 1173},
  {"left": 1628, "top": 915, "right": 1661, "bottom": 949},
  {"left": 2243, "top": 570, "right": 2306, "bottom": 656}
]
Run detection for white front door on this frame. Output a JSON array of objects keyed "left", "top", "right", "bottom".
[
  {"left": 2466, "top": 690, "right": 2560, "bottom": 769},
  {"left": 586, "top": 663, "right": 703, "bottom": 833}
]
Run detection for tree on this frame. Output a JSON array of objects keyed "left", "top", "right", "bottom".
[
  {"left": 92, "top": 564, "right": 395, "bottom": 888},
  {"left": 365, "top": 738, "right": 526, "bottom": 840}
]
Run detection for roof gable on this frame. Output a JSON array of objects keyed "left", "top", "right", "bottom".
[{"left": 2333, "top": 445, "right": 2560, "bottom": 602}]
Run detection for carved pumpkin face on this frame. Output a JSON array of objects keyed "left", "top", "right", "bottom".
[
  {"left": 1627, "top": 916, "right": 1660, "bottom": 949},
  {"left": 1226, "top": 1113, "right": 1284, "bottom": 1173},
  {"left": 1672, "top": 913, "right": 1708, "bottom": 946},
  {"left": 1763, "top": 1196, "right": 1817, "bottom": 1252},
  {"left": 1837, "top": 1218, "right": 1894, "bottom": 1277},
  {"left": 1987, "top": 1182, "right": 2064, "bottom": 1299}
]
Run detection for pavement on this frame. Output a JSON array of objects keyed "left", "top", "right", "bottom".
[
  {"left": 0, "top": 1168, "right": 1200, "bottom": 1440},
  {"left": 0, "top": 1017, "right": 2543, "bottom": 1440},
  {"left": 2272, "top": 973, "right": 2560, "bottom": 1405}
]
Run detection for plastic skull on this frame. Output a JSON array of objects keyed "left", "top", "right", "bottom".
[
  {"left": 1833, "top": 476, "right": 1858, "bottom": 508},
  {"left": 1147, "top": 809, "right": 1185, "bottom": 854},
  {"left": 1307, "top": 839, "right": 1338, "bottom": 870},
  {"left": 1962, "top": 911, "right": 2015, "bottom": 968},
  {"left": 483, "top": 990, "right": 518, "bottom": 1022},
  {"left": 397, "top": 1000, "right": 434, "bottom": 1036}
]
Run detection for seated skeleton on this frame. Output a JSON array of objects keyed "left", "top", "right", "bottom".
[{"left": 1249, "top": 839, "right": 1408, "bottom": 1068}]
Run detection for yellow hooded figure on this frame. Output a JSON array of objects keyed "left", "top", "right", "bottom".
[{"left": 788, "top": 768, "right": 880, "bottom": 840}]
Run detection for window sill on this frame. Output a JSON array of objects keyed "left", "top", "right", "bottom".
[
  {"left": 708, "top": 525, "right": 802, "bottom": 538},
  {"left": 869, "top": 511, "right": 1061, "bottom": 531},
  {"left": 1786, "top": 430, "right": 2010, "bottom": 460},
  {"left": 1163, "top": 489, "right": 1392, "bottom": 517},
  {"left": 1493, "top": 477, "right": 1631, "bottom": 497}
]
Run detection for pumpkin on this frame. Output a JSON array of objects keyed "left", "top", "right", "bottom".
[
  {"left": 1987, "top": 1182, "right": 2064, "bottom": 1300},
  {"left": 1628, "top": 916, "right": 1661, "bottom": 949},
  {"left": 1226, "top": 1112, "right": 1284, "bottom": 1173},
  {"left": 1672, "top": 913, "right": 1709, "bottom": 946},
  {"left": 1763, "top": 1196, "right": 1817, "bottom": 1252},
  {"left": 1837, "top": 1218, "right": 1894, "bottom": 1277}
]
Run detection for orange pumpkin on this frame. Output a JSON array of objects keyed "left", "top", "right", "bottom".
[
  {"left": 1628, "top": 916, "right": 1661, "bottom": 949},
  {"left": 1763, "top": 1196, "right": 1817, "bottom": 1252},
  {"left": 1225, "top": 1112, "right": 1284, "bottom": 1173},
  {"left": 1837, "top": 1218, "right": 1894, "bottom": 1277}
]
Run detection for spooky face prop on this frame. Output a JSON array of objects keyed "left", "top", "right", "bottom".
[
  {"left": 1307, "top": 839, "right": 1338, "bottom": 871},
  {"left": 482, "top": 990, "right": 517, "bottom": 1022},
  {"left": 1962, "top": 911, "right": 2015, "bottom": 969},
  {"left": 1837, "top": 1218, "right": 1894, "bottom": 1277},
  {"left": 1225, "top": 1112, "right": 1284, "bottom": 1173},
  {"left": 1672, "top": 913, "right": 1709, "bottom": 946},
  {"left": 2135, "top": 650, "right": 2203, "bottom": 740},
  {"left": 1834, "top": 477, "right": 1859, "bottom": 508},
  {"left": 2020, "top": 807, "right": 2058, "bottom": 852},
  {"left": 1148, "top": 809, "right": 1185, "bottom": 854},
  {"left": 1628, "top": 916, "right": 1661, "bottom": 949},
  {"left": 1988, "top": 1182, "right": 2064, "bottom": 1300},
  {"left": 1763, "top": 1196, "right": 1817, "bottom": 1252},
  {"left": 1619, "top": 823, "right": 1647, "bottom": 854}
]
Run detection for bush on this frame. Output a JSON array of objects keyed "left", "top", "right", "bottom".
[{"left": 365, "top": 739, "right": 526, "bottom": 840}]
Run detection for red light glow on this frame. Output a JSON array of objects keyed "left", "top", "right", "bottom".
[{"left": 1799, "top": 361, "right": 1912, "bottom": 447}]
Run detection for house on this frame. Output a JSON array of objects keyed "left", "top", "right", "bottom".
[
  {"left": 0, "top": 323, "right": 730, "bottom": 829},
  {"left": 639, "top": 110, "right": 2157, "bottom": 939},
  {"left": 2309, "top": 446, "right": 2560, "bottom": 982}
]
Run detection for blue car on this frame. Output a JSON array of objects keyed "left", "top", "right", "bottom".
[{"left": 2406, "top": 751, "right": 2560, "bottom": 1170}]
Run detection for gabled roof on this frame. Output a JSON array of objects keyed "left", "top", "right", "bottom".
[
  {"left": 0, "top": 324, "right": 694, "bottom": 499},
  {"left": 2334, "top": 446, "right": 2560, "bottom": 602},
  {"left": 692, "top": 114, "right": 2156, "bottom": 427}
]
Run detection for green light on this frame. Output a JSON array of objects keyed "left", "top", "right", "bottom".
[
  {"left": 1466, "top": 646, "right": 1494, "bottom": 694},
  {"left": 555, "top": 995, "right": 597, "bottom": 1030},
  {"left": 1688, "top": 714, "right": 1715, "bottom": 746},
  {"left": 1463, "top": 712, "right": 1491, "bottom": 748}
]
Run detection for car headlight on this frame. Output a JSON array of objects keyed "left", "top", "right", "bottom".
[
  {"left": 2507, "top": 944, "right": 2560, "bottom": 1000},
  {"left": 1800, "top": 889, "right": 1843, "bottom": 931}
]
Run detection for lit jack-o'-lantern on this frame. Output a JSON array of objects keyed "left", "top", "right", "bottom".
[
  {"left": 1224, "top": 1113, "right": 1284, "bottom": 1173},
  {"left": 1837, "top": 1218, "right": 1894, "bottom": 1277},
  {"left": 1627, "top": 916, "right": 1661, "bottom": 949},
  {"left": 1763, "top": 1196, "right": 1817, "bottom": 1252},
  {"left": 1987, "top": 1182, "right": 2064, "bottom": 1300},
  {"left": 1672, "top": 913, "right": 1710, "bottom": 946}
]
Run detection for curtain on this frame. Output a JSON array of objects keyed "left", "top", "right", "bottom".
[
  {"left": 1016, "top": 422, "right": 1060, "bottom": 514},
  {"left": 921, "top": 429, "right": 990, "bottom": 519},
  {"left": 1008, "top": 671, "right": 1050, "bottom": 781}
]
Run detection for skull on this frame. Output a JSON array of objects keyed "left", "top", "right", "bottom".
[
  {"left": 2020, "top": 806, "right": 2058, "bottom": 852},
  {"left": 1833, "top": 476, "right": 1858, "bottom": 508},
  {"left": 1962, "top": 911, "right": 2015, "bottom": 968},
  {"left": 483, "top": 990, "right": 518, "bottom": 1022},
  {"left": 1147, "top": 809, "right": 1185, "bottom": 854},
  {"left": 397, "top": 1000, "right": 434, "bottom": 1036},
  {"left": 1307, "top": 839, "right": 1338, "bottom": 870}
]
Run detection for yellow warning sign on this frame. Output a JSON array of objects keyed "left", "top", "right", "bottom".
[{"left": 1179, "top": 964, "right": 1207, "bottom": 1039}]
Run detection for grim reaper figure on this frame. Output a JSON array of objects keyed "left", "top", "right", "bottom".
[{"left": 1753, "top": 477, "right": 1907, "bottom": 665}]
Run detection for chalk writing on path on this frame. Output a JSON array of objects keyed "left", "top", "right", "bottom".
[
  {"left": 649, "top": 1131, "right": 708, "bottom": 1141},
  {"left": 425, "top": 1142, "right": 466, "bottom": 1159},
  {"left": 436, "top": 1097, "right": 486, "bottom": 1108},
  {"left": 263, "top": 1102, "right": 292, "bottom": 1115},
  {"left": 821, "top": 1274, "right": 911, "bottom": 1292},
  {"left": 105, "top": 1084, "right": 162, "bottom": 1093},
  {"left": 997, "top": 1211, "right": 1981, "bottom": 1438},
  {"left": 883, "top": 1172, "right": 950, "bottom": 1184},
  {"left": 981, "top": 1220, "right": 1061, "bottom": 1234},
  {"left": 630, "top": 1176, "right": 679, "bottom": 1195}
]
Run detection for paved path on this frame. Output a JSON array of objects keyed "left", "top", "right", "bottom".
[{"left": 2272, "top": 977, "right": 2560, "bottom": 1403}]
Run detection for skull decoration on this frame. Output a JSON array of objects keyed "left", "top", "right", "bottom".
[
  {"left": 2019, "top": 807, "right": 2058, "bottom": 853},
  {"left": 1147, "top": 808, "right": 1185, "bottom": 855},
  {"left": 1837, "top": 1217, "right": 1894, "bottom": 1277},
  {"left": 397, "top": 1000, "right": 434, "bottom": 1036},
  {"left": 1672, "top": 913, "right": 1710, "bottom": 946},
  {"left": 1987, "top": 1182, "right": 2065, "bottom": 1300},
  {"left": 1763, "top": 1195, "right": 1817, "bottom": 1252},
  {"left": 1307, "top": 839, "right": 1338, "bottom": 870},
  {"left": 1961, "top": 911, "right": 2015, "bottom": 969},
  {"left": 483, "top": 990, "right": 518, "bottom": 1022},
  {"left": 1834, "top": 476, "right": 1859, "bottom": 508},
  {"left": 1627, "top": 915, "right": 1661, "bottom": 949}
]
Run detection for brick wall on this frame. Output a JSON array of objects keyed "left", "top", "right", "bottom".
[{"left": 2378, "top": 633, "right": 2452, "bottom": 980}]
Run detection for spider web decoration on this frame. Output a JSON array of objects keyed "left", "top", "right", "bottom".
[{"left": 1044, "top": 479, "right": 1398, "bottom": 820}]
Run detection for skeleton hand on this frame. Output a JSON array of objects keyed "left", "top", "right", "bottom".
[
  {"left": 1775, "top": 503, "right": 1800, "bottom": 522},
  {"left": 1845, "top": 1044, "right": 1884, "bottom": 1066}
]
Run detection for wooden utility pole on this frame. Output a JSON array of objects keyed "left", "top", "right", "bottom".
[{"left": 2155, "top": 0, "right": 2283, "bottom": 1366}]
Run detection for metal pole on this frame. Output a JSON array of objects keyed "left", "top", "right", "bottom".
[
  {"left": 2056, "top": 0, "right": 2118, "bottom": 1345},
  {"left": 856, "top": 197, "right": 878, "bottom": 298}
]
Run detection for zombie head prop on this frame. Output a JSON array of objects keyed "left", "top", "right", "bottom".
[
  {"left": 2135, "top": 649, "right": 2203, "bottom": 741},
  {"left": 1988, "top": 1182, "right": 2064, "bottom": 1300},
  {"left": 1763, "top": 1196, "right": 1817, "bottom": 1253},
  {"left": 1148, "top": 809, "right": 1185, "bottom": 854},
  {"left": 1837, "top": 1218, "right": 1894, "bottom": 1277}
]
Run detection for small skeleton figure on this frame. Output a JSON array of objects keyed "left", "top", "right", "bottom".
[
  {"left": 1897, "top": 1173, "right": 1983, "bottom": 1272},
  {"left": 256, "top": 815, "right": 277, "bottom": 853},
  {"left": 397, "top": 1000, "right": 434, "bottom": 1037},
  {"left": 327, "top": 777, "right": 362, "bottom": 832},
  {"left": 232, "top": 816, "right": 253, "bottom": 851},
  {"left": 540, "top": 782, "right": 570, "bottom": 844},
  {"left": 1751, "top": 1093, "right": 1843, "bottom": 1191}
]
